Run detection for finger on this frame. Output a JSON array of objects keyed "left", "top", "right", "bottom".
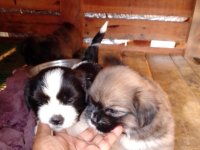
[
  {"left": 78, "top": 128, "right": 97, "bottom": 142},
  {"left": 110, "top": 125, "right": 123, "bottom": 137},
  {"left": 36, "top": 122, "right": 51, "bottom": 137},
  {"left": 56, "top": 132, "right": 71, "bottom": 141},
  {"left": 55, "top": 129, "right": 67, "bottom": 135},
  {"left": 92, "top": 134, "right": 104, "bottom": 145},
  {"left": 98, "top": 126, "right": 123, "bottom": 150},
  {"left": 105, "top": 126, "right": 123, "bottom": 143}
]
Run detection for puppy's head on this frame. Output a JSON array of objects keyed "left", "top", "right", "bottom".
[
  {"left": 25, "top": 67, "right": 86, "bottom": 131},
  {"left": 85, "top": 66, "right": 159, "bottom": 134}
]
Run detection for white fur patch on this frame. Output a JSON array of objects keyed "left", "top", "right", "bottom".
[
  {"left": 100, "top": 21, "right": 108, "bottom": 33},
  {"left": 38, "top": 68, "right": 79, "bottom": 131},
  {"left": 38, "top": 104, "right": 78, "bottom": 131},
  {"left": 120, "top": 133, "right": 173, "bottom": 150},
  {"left": 42, "top": 68, "right": 63, "bottom": 98}
]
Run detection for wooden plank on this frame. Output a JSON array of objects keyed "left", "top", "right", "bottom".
[
  {"left": 172, "top": 55, "right": 200, "bottom": 99},
  {"left": 0, "top": 14, "right": 60, "bottom": 24},
  {"left": 121, "top": 51, "right": 152, "bottom": 78},
  {"left": 98, "top": 48, "right": 121, "bottom": 65},
  {"left": 82, "top": 0, "right": 196, "bottom": 17},
  {"left": 0, "top": 0, "right": 60, "bottom": 11},
  {"left": 83, "top": 18, "right": 190, "bottom": 42},
  {"left": 147, "top": 55, "right": 200, "bottom": 150},
  {"left": 99, "top": 44, "right": 184, "bottom": 55},
  {"left": 0, "top": 0, "right": 16, "bottom": 8},
  {"left": 185, "top": 57, "right": 200, "bottom": 79},
  {"left": 185, "top": 0, "right": 200, "bottom": 58},
  {"left": 60, "top": 0, "right": 81, "bottom": 29},
  {"left": 0, "top": 23, "right": 59, "bottom": 36}
]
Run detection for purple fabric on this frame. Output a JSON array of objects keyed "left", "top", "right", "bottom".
[{"left": 0, "top": 68, "right": 36, "bottom": 150}]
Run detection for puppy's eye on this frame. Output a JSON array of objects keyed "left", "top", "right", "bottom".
[
  {"left": 105, "top": 108, "right": 117, "bottom": 116},
  {"left": 63, "top": 96, "right": 75, "bottom": 103},
  {"left": 106, "top": 108, "right": 116, "bottom": 114},
  {"left": 105, "top": 108, "right": 127, "bottom": 117},
  {"left": 68, "top": 97, "right": 78, "bottom": 103},
  {"left": 35, "top": 92, "right": 49, "bottom": 104},
  {"left": 57, "top": 94, "right": 75, "bottom": 104}
]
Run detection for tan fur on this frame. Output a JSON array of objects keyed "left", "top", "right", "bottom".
[{"left": 88, "top": 66, "right": 175, "bottom": 150}]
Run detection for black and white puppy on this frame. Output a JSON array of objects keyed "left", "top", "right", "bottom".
[{"left": 24, "top": 21, "right": 108, "bottom": 132}]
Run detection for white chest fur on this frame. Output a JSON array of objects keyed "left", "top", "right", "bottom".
[{"left": 118, "top": 133, "right": 174, "bottom": 150}]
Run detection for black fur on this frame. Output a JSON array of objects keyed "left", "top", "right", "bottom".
[
  {"left": 24, "top": 22, "right": 108, "bottom": 126},
  {"left": 16, "top": 22, "right": 82, "bottom": 66},
  {"left": 25, "top": 67, "right": 86, "bottom": 117},
  {"left": 82, "top": 30, "right": 106, "bottom": 62},
  {"left": 85, "top": 98, "right": 120, "bottom": 133},
  {"left": 17, "top": 36, "right": 63, "bottom": 66}
]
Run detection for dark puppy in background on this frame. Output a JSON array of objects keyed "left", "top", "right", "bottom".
[
  {"left": 84, "top": 64, "right": 174, "bottom": 150},
  {"left": 24, "top": 21, "right": 108, "bottom": 132},
  {"left": 17, "top": 22, "right": 82, "bottom": 66}
]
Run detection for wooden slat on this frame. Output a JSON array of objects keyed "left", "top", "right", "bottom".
[
  {"left": 0, "top": 0, "right": 60, "bottom": 11},
  {"left": 121, "top": 51, "right": 152, "bottom": 78},
  {"left": 185, "top": 57, "right": 200, "bottom": 78},
  {"left": 172, "top": 55, "right": 200, "bottom": 99},
  {"left": 84, "top": 18, "right": 190, "bottom": 42},
  {"left": 99, "top": 45, "right": 184, "bottom": 55},
  {"left": 0, "top": 23, "right": 59, "bottom": 36},
  {"left": 147, "top": 55, "right": 200, "bottom": 149},
  {"left": 98, "top": 48, "right": 121, "bottom": 65},
  {"left": 185, "top": 0, "right": 200, "bottom": 57},
  {"left": 0, "top": 0, "right": 16, "bottom": 8},
  {"left": 83, "top": 0, "right": 196, "bottom": 17},
  {"left": 60, "top": 0, "right": 81, "bottom": 29},
  {"left": 0, "top": 14, "right": 60, "bottom": 24}
]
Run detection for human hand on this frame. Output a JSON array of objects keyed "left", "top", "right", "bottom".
[{"left": 33, "top": 122, "right": 123, "bottom": 150}]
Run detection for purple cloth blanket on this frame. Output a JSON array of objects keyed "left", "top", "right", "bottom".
[{"left": 0, "top": 68, "right": 36, "bottom": 150}]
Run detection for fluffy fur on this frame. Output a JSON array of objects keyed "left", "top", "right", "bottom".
[
  {"left": 24, "top": 21, "right": 108, "bottom": 132},
  {"left": 84, "top": 65, "right": 175, "bottom": 150},
  {"left": 17, "top": 22, "right": 82, "bottom": 66},
  {"left": 25, "top": 67, "right": 86, "bottom": 131}
]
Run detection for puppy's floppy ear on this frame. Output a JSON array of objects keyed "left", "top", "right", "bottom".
[{"left": 133, "top": 90, "right": 158, "bottom": 127}]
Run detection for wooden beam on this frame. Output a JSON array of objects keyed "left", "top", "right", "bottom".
[
  {"left": 60, "top": 0, "right": 81, "bottom": 29},
  {"left": 83, "top": 18, "right": 190, "bottom": 42},
  {"left": 122, "top": 51, "right": 152, "bottom": 78},
  {"left": 98, "top": 48, "right": 121, "bottom": 65},
  {"left": 185, "top": 0, "right": 200, "bottom": 57},
  {"left": 82, "top": 0, "right": 196, "bottom": 17},
  {"left": 0, "top": 0, "right": 60, "bottom": 11},
  {"left": 98, "top": 44, "right": 184, "bottom": 55},
  {"left": 0, "top": 23, "right": 59, "bottom": 35},
  {"left": 0, "top": 13, "right": 60, "bottom": 24}
]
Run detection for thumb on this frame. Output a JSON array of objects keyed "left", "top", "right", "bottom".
[{"left": 36, "top": 122, "right": 52, "bottom": 137}]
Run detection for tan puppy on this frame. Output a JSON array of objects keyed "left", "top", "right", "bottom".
[{"left": 84, "top": 65, "right": 175, "bottom": 150}]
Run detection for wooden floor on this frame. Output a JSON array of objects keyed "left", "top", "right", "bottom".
[{"left": 100, "top": 50, "right": 200, "bottom": 150}]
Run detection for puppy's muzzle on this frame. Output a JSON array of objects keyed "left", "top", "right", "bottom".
[{"left": 50, "top": 115, "right": 64, "bottom": 125}]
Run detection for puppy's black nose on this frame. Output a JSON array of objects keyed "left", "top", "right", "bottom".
[{"left": 50, "top": 115, "right": 64, "bottom": 125}]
